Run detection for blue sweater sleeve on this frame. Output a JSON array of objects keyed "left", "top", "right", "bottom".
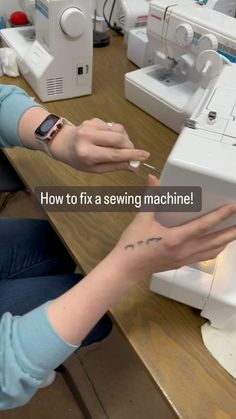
[
  {"left": 0, "top": 304, "right": 79, "bottom": 409},
  {"left": 0, "top": 84, "right": 41, "bottom": 147}
]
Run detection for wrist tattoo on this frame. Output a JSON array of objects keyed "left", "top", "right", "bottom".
[{"left": 124, "top": 237, "right": 162, "bottom": 250}]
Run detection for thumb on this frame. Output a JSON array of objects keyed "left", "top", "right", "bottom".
[
  {"left": 135, "top": 175, "right": 160, "bottom": 223},
  {"left": 147, "top": 174, "right": 160, "bottom": 187}
]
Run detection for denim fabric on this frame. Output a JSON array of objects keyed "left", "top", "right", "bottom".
[{"left": 0, "top": 218, "right": 112, "bottom": 345}]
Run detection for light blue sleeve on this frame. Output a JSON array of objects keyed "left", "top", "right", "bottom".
[
  {"left": 0, "top": 84, "right": 41, "bottom": 147},
  {"left": 0, "top": 303, "right": 79, "bottom": 410}
]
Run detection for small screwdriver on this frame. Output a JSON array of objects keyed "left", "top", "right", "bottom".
[{"left": 130, "top": 160, "right": 161, "bottom": 175}]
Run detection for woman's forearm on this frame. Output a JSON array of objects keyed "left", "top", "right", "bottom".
[{"left": 47, "top": 248, "right": 138, "bottom": 345}]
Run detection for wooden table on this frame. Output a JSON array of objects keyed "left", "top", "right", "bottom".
[{"left": 3, "top": 32, "right": 236, "bottom": 419}]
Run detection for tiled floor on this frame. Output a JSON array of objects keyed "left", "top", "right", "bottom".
[{"left": 0, "top": 189, "right": 175, "bottom": 419}]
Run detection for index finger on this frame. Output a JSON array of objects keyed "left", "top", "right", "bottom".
[
  {"left": 92, "top": 130, "right": 134, "bottom": 149},
  {"left": 176, "top": 203, "right": 236, "bottom": 241},
  {"left": 93, "top": 145, "right": 150, "bottom": 164}
]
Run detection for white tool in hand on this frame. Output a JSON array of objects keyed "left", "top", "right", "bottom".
[{"left": 130, "top": 160, "right": 161, "bottom": 174}]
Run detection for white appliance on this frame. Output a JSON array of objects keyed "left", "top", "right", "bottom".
[
  {"left": 125, "top": 0, "right": 236, "bottom": 132},
  {"left": 127, "top": 0, "right": 236, "bottom": 68},
  {"left": 94, "top": 0, "right": 236, "bottom": 35},
  {"left": 150, "top": 59, "right": 236, "bottom": 329},
  {"left": 127, "top": 27, "right": 154, "bottom": 68},
  {"left": 109, "top": 0, "right": 150, "bottom": 38},
  {"left": 0, "top": 0, "right": 93, "bottom": 102}
]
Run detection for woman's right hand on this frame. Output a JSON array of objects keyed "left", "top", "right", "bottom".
[
  {"left": 48, "top": 176, "right": 236, "bottom": 347},
  {"left": 113, "top": 175, "right": 236, "bottom": 282}
]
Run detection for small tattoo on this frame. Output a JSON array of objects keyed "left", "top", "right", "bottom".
[
  {"left": 124, "top": 237, "right": 162, "bottom": 251},
  {"left": 124, "top": 244, "right": 135, "bottom": 250},
  {"left": 146, "top": 237, "right": 162, "bottom": 245},
  {"left": 137, "top": 241, "right": 144, "bottom": 246}
]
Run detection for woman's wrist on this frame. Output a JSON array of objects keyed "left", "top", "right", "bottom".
[
  {"left": 107, "top": 245, "right": 148, "bottom": 285},
  {"left": 18, "top": 106, "right": 76, "bottom": 158},
  {"left": 46, "top": 123, "right": 76, "bottom": 162}
]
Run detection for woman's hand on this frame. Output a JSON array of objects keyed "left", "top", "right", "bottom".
[
  {"left": 51, "top": 118, "right": 150, "bottom": 173},
  {"left": 19, "top": 109, "right": 150, "bottom": 173},
  {"left": 113, "top": 175, "right": 236, "bottom": 281},
  {"left": 47, "top": 177, "right": 236, "bottom": 346}
]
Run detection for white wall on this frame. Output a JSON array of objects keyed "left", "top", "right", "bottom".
[
  {"left": 94, "top": 0, "right": 108, "bottom": 16},
  {"left": 0, "top": 0, "right": 22, "bottom": 17}
]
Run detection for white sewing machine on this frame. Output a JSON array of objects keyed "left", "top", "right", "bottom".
[
  {"left": 105, "top": 0, "right": 150, "bottom": 39},
  {"left": 0, "top": 0, "right": 93, "bottom": 102},
  {"left": 141, "top": 3, "right": 236, "bottom": 329},
  {"left": 127, "top": 0, "right": 236, "bottom": 68},
  {"left": 150, "top": 63, "right": 236, "bottom": 328},
  {"left": 125, "top": 0, "right": 236, "bottom": 132}
]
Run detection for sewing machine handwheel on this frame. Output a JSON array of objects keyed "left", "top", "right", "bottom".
[
  {"left": 60, "top": 7, "right": 86, "bottom": 38},
  {"left": 196, "top": 50, "right": 224, "bottom": 78}
]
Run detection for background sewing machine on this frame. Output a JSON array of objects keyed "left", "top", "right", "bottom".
[
  {"left": 127, "top": 0, "right": 236, "bottom": 68},
  {"left": 0, "top": 0, "right": 93, "bottom": 102},
  {"left": 98, "top": 0, "right": 150, "bottom": 39},
  {"left": 125, "top": 0, "right": 236, "bottom": 132}
]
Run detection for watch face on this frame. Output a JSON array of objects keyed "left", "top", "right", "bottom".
[{"left": 35, "top": 114, "right": 60, "bottom": 136}]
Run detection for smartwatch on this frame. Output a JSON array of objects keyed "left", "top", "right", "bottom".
[{"left": 35, "top": 114, "right": 66, "bottom": 155}]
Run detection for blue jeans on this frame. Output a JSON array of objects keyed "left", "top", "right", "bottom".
[{"left": 0, "top": 218, "right": 112, "bottom": 346}]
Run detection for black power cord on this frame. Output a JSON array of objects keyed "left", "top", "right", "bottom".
[{"left": 103, "top": 0, "right": 123, "bottom": 34}]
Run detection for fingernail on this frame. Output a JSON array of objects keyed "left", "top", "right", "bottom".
[{"left": 140, "top": 151, "right": 150, "bottom": 160}]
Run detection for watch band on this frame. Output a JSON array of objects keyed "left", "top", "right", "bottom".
[
  {"left": 35, "top": 115, "right": 73, "bottom": 157},
  {"left": 40, "top": 118, "right": 73, "bottom": 157}
]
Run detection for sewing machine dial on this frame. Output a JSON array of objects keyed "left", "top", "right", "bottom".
[
  {"left": 175, "top": 24, "right": 194, "bottom": 47},
  {"left": 60, "top": 7, "right": 86, "bottom": 38},
  {"left": 198, "top": 34, "right": 218, "bottom": 52}
]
